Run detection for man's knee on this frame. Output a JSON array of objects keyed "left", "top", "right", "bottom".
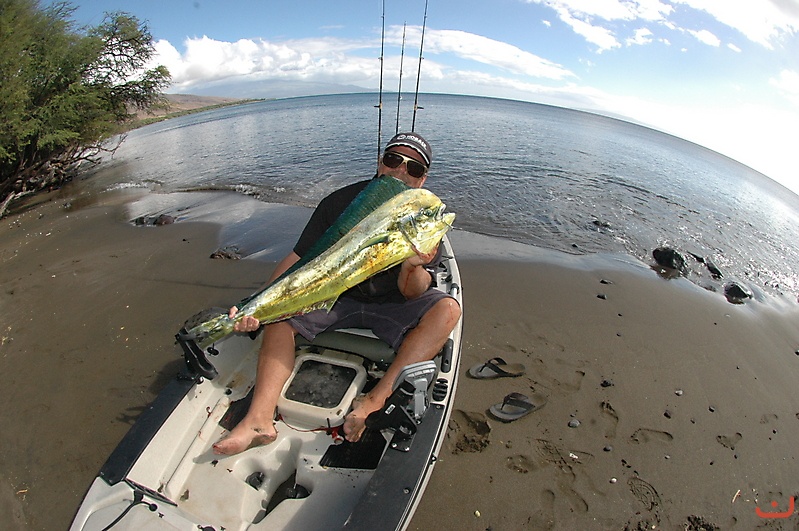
[
  {"left": 424, "top": 297, "right": 461, "bottom": 328},
  {"left": 260, "top": 320, "right": 299, "bottom": 350}
]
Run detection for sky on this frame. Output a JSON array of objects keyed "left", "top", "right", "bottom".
[{"left": 69, "top": 0, "right": 799, "bottom": 195}]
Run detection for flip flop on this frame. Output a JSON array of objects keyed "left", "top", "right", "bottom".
[
  {"left": 468, "top": 357, "right": 526, "bottom": 379},
  {"left": 488, "top": 392, "right": 543, "bottom": 422}
]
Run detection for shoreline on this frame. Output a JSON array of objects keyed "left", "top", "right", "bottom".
[{"left": 2, "top": 187, "right": 799, "bottom": 529}]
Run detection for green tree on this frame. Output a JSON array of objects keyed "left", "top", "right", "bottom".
[{"left": 0, "top": 0, "right": 170, "bottom": 216}]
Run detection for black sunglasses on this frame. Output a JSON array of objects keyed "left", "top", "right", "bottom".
[{"left": 381, "top": 151, "right": 428, "bottom": 178}]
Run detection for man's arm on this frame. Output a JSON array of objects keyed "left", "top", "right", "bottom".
[
  {"left": 397, "top": 246, "right": 437, "bottom": 299},
  {"left": 269, "top": 251, "right": 301, "bottom": 283}
]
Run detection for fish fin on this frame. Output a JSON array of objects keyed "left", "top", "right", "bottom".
[
  {"left": 360, "top": 233, "right": 391, "bottom": 250},
  {"left": 397, "top": 223, "right": 422, "bottom": 255},
  {"left": 320, "top": 298, "right": 338, "bottom": 311},
  {"left": 307, "top": 297, "right": 338, "bottom": 313}
]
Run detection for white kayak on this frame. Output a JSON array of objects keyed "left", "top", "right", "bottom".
[{"left": 70, "top": 235, "right": 463, "bottom": 531}]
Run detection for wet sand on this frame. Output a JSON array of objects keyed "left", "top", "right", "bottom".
[{"left": 2, "top": 187, "right": 799, "bottom": 530}]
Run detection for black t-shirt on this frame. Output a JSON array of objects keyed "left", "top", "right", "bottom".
[{"left": 293, "top": 178, "right": 439, "bottom": 304}]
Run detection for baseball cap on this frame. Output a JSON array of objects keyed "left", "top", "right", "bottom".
[{"left": 385, "top": 132, "right": 432, "bottom": 166}]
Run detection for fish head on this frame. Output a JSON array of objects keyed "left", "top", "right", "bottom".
[{"left": 399, "top": 196, "right": 456, "bottom": 254}]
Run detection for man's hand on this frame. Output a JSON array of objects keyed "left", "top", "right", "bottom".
[
  {"left": 398, "top": 243, "right": 438, "bottom": 299},
  {"left": 405, "top": 243, "right": 438, "bottom": 267},
  {"left": 229, "top": 306, "right": 261, "bottom": 333}
]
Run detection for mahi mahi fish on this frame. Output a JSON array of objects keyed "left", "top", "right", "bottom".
[{"left": 183, "top": 176, "right": 455, "bottom": 346}]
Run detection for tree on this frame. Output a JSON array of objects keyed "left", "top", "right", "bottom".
[{"left": 0, "top": 0, "right": 170, "bottom": 216}]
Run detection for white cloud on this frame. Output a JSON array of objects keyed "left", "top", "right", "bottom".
[
  {"left": 404, "top": 27, "right": 574, "bottom": 80},
  {"left": 527, "top": 0, "right": 672, "bottom": 22},
  {"left": 154, "top": 35, "right": 379, "bottom": 89},
  {"left": 627, "top": 27, "right": 654, "bottom": 46},
  {"left": 528, "top": 0, "right": 799, "bottom": 54},
  {"left": 152, "top": 27, "right": 575, "bottom": 91},
  {"left": 727, "top": 43, "right": 742, "bottom": 53},
  {"left": 526, "top": 0, "right": 672, "bottom": 52},
  {"left": 672, "top": 0, "right": 799, "bottom": 48},
  {"left": 551, "top": 4, "right": 621, "bottom": 52},
  {"left": 688, "top": 29, "right": 721, "bottom": 47}
]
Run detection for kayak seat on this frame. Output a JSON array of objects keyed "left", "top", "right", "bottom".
[{"left": 295, "top": 328, "right": 396, "bottom": 364}]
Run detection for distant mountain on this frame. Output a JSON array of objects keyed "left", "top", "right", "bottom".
[
  {"left": 179, "top": 78, "right": 373, "bottom": 100},
  {"left": 133, "top": 94, "right": 243, "bottom": 121},
  {"left": 164, "top": 93, "right": 241, "bottom": 110}
]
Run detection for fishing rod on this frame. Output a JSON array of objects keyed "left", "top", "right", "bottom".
[
  {"left": 411, "top": 0, "right": 429, "bottom": 132},
  {"left": 375, "top": 0, "right": 428, "bottom": 166},
  {"left": 375, "top": 0, "right": 386, "bottom": 166},
  {"left": 396, "top": 23, "right": 406, "bottom": 134}
]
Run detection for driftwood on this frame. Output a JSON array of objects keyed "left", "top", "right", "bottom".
[{"left": 0, "top": 190, "right": 34, "bottom": 219}]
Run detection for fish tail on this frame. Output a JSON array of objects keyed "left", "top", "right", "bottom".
[{"left": 183, "top": 312, "right": 235, "bottom": 346}]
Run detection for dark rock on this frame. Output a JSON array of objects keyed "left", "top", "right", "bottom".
[
  {"left": 685, "top": 514, "right": 720, "bottom": 531},
  {"left": 653, "top": 247, "right": 685, "bottom": 272},
  {"left": 154, "top": 214, "right": 175, "bottom": 226},
  {"left": 133, "top": 214, "right": 176, "bottom": 226},
  {"left": 688, "top": 252, "right": 724, "bottom": 279},
  {"left": 704, "top": 259, "right": 723, "bottom": 279},
  {"left": 210, "top": 245, "right": 242, "bottom": 260},
  {"left": 723, "top": 282, "right": 752, "bottom": 304}
]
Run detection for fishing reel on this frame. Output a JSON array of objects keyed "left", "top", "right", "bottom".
[{"left": 365, "top": 360, "right": 437, "bottom": 451}]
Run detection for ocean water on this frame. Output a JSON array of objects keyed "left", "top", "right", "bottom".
[{"left": 82, "top": 93, "right": 799, "bottom": 302}]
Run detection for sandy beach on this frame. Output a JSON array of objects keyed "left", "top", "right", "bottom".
[{"left": 2, "top": 185, "right": 799, "bottom": 530}]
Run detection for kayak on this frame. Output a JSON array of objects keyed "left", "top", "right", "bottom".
[{"left": 70, "top": 234, "right": 463, "bottom": 531}]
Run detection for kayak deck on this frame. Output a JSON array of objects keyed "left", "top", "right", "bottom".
[{"left": 71, "top": 237, "right": 462, "bottom": 531}]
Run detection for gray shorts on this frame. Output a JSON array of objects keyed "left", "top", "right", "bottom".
[{"left": 289, "top": 289, "right": 454, "bottom": 352}]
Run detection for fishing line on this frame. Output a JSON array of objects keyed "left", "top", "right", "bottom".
[
  {"left": 411, "top": 0, "right": 429, "bottom": 132},
  {"left": 376, "top": 0, "right": 386, "bottom": 167},
  {"left": 396, "top": 23, "right": 407, "bottom": 134}
]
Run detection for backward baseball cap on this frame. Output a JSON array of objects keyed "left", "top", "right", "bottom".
[{"left": 385, "top": 132, "right": 432, "bottom": 166}]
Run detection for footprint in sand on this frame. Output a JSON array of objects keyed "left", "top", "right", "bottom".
[
  {"left": 448, "top": 410, "right": 490, "bottom": 454},
  {"left": 716, "top": 432, "right": 742, "bottom": 451},
  {"left": 534, "top": 438, "right": 570, "bottom": 469},
  {"left": 532, "top": 439, "right": 591, "bottom": 513},
  {"left": 760, "top": 413, "right": 778, "bottom": 424},
  {"left": 600, "top": 401, "right": 619, "bottom": 439},
  {"left": 628, "top": 476, "right": 662, "bottom": 513},
  {"left": 630, "top": 428, "right": 674, "bottom": 444},
  {"left": 526, "top": 489, "right": 556, "bottom": 530},
  {"left": 505, "top": 454, "right": 537, "bottom": 473},
  {"left": 525, "top": 357, "right": 586, "bottom": 396},
  {"left": 627, "top": 477, "right": 667, "bottom": 528}
]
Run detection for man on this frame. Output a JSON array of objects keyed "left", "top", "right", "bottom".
[{"left": 214, "top": 132, "right": 461, "bottom": 455}]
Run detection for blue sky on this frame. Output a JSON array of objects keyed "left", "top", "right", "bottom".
[{"left": 70, "top": 0, "right": 799, "bottom": 195}]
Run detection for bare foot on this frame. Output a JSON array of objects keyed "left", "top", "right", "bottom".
[
  {"left": 343, "top": 394, "right": 385, "bottom": 442},
  {"left": 213, "top": 422, "right": 277, "bottom": 455}
]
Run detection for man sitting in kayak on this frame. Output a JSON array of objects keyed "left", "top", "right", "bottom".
[{"left": 214, "top": 132, "right": 461, "bottom": 455}]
